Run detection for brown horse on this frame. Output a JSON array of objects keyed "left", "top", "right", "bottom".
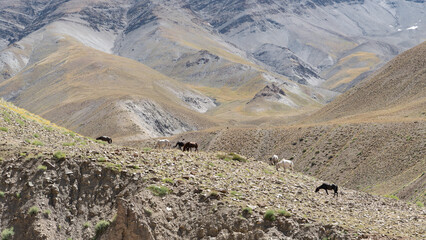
[
  {"left": 183, "top": 142, "right": 198, "bottom": 152},
  {"left": 96, "top": 136, "right": 112, "bottom": 144}
]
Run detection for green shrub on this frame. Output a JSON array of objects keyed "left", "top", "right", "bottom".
[
  {"left": 28, "top": 206, "right": 39, "bottom": 216},
  {"left": 230, "top": 153, "right": 246, "bottom": 162},
  {"left": 33, "top": 133, "right": 40, "bottom": 138},
  {"left": 148, "top": 185, "right": 170, "bottom": 197},
  {"left": 37, "top": 165, "right": 47, "bottom": 171},
  {"left": 264, "top": 210, "right": 276, "bottom": 221},
  {"left": 43, "top": 209, "right": 51, "bottom": 217},
  {"left": 95, "top": 140, "right": 107, "bottom": 145},
  {"left": 277, "top": 209, "right": 291, "bottom": 217},
  {"left": 44, "top": 126, "right": 53, "bottom": 132},
  {"left": 32, "top": 140, "right": 44, "bottom": 146},
  {"left": 97, "top": 157, "right": 106, "bottom": 162},
  {"left": 62, "top": 142, "right": 75, "bottom": 146},
  {"left": 0, "top": 191, "right": 4, "bottom": 198},
  {"left": 1, "top": 227, "right": 14, "bottom": 240},
  {"left": 384, "top": 195, "right": 399, "bottom": 201},
  {"left": 83, "top": 222, "right": 90, "bottom": 229},
  {"left": 162, "top": 178, "right": 174, "bottom": 184},
  {"left": 416, "top": 201, "right": 424, "bottom": 208},
  {"left": 53, "top": 151, "right": 66, "bottom": 160},
  {"left": 242, "top": 207, "right": 253, "bottom": 215},
  {"left": 230, "top": 191, "right": 241, "bottom": 197},
  {"left": 16, "top": 119, "right": 25, "bottom": 126},
  {"left": 144, "top": 208, "right": 153, "bottom": 217},
  {"left": 0, "top": 127, "right": 7, "bottom": 132},
  {"left": 143, "top": 147, "right": 152, "bottom": 152},
  {"left": 94, "top": 220, "right": 110, "bottom": 237}
]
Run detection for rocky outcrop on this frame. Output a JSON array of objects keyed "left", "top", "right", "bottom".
[{"left": 254, "top": 44, "right": 324, "bottom": 86}]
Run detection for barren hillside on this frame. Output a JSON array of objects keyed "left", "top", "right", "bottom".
[
  {"left": 1, "top": 98, "right": 424, "bottom": 239},
  {"left": 307, "top": 41, "right": 426, "bottom": 124},
  {"left": 0, "top": 33, "right": 218, "bottom": 142}
]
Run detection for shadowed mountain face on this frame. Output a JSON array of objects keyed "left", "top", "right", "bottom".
[{"left": 0, "top": 0, "right": 425, "bottom": 140}]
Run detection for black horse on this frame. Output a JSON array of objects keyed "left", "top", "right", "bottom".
[
  {"left": 174, "top": 141, "right": 185, "bottom": 150},
  {"left": 96, "top": 136, "right": 112, "bottom": 144},
  {"left": 315, "top": 183, "right": 338, "bottom": 197},
  {"left": 183, "top": 142, "right": 198, "bottom": 152}
]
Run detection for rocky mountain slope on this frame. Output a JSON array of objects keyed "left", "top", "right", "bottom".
[
  {"left": 0, "top": 0, "right": 331, "bottom": 140},
  {"left": 0, "top": 32, "right": 219, "bottom": 142},
  {"left": 171, "top": 120, "right": 425, "bottom": 204},
  {"left": 0, "top": 0, "right": 425, "bottom": 141},
  {"left": 307, "top": 41, "right": 426, "bottom": 124},
  {"left": 1, "top": 100, "right": 425, "bottom": 239}
]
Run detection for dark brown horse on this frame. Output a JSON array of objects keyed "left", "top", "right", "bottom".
[
  {"left": 174, "top": 141, "right": 185, "bottom": 150},
  {"left": 183, "top": 142, "right": 198, "bottom": 152},
  {"left": 315, "top": 183, "right": 338, "bottom": 197},
  {"left": 96, "top": 136, "right": 112, "bottom": 144}
]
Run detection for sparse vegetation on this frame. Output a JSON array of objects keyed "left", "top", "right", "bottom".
[
  {"left": 385, "top": 195, "right": 399, "bottom": 201},
  {"left": 53, "top": 151, "right": 66, "bottom": 160},
  {"left": 28, "top": 206, "right": 39, "bottom": 216},
  {"left": 148, "top": 185, "right": 170, "bottom": 197},
  {"left": 277, "top": 209, "right": 291, "bottom": 217},
  {"left": 0, "top": 191, "right": 4, "bottom": 198},
  {"left": 242, "top": 207, "right": 253, "bottom": 216},
  {"left": 209, "top": 191, "right": 219, "bottom": 198},
  {"left": 144, "top": 208, "right": 153, "bottom": 217},
  {"left": 0, "top": 127, "right": 7, "bottom": 132},
  {"left": 43, "top": 209, "right": 51, "bottom": 217},
  {"left": 95, "top": 140, "right": 107, "bottom": 145},
  {"left": 415, "top": 201, "right": 424, "bottom": 208},
  {"left": 31, "top": 140, "right": 44, "bottom": 146},
  {"left": 33, "top": 133, "right": 40, "bottom": 138},
  {"left": 62, "top": 142, "right": 75, "bottom": 146},
  {"left": 264, "top": 210, "right": 276, "bottom": 221},
  {"left": 83, "top": 222, "right": 90, "bottom": 229},
  {"left": 162, "top": 178, "right": 174, "bottom": 184},
  {"left": 143, "top": 147, "right": 152, "bottom": 152},
  {"left": 1, "top": 227, "right": 14, "bottom": 240},
  {"left": 94, "top": 220, "right": 110, "bottom": 238},
  {"left": 230, "top": 152, "right": 246, "bottom": 162},
  {"left": 16, "top": 119, "right": 25, "bottom": 126},
  {"left": 37, "top": 165, "right": 47, "bottom": 171},
  {"left": 97, "top": 157, "right": 106, "bottom": 162}
]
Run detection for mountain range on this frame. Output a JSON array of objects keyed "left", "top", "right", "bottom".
[{"left": 0, "top": 0, "right": 425, "bottom": 140}]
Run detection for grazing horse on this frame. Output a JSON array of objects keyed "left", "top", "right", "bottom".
[
  {"left": 174, "top": 141, "right": 185, "bottom": 150},
  {"left": 315, "top": 183, "right": 338, "bottom": 197},
  {"left": 155, "top": 139, "right": 171, "bottom": 149},
  {"left": 269, "top": 155, "right": 279, "bottom": 165},
  {"left": 183, "top": 142, "right": 198, "bottom": 152},
  {"left": 96, "top": 136, "right": 112, "bottom": 144},
  {"left": 276, "top": 159, "right": 294, "bottom": 172}
]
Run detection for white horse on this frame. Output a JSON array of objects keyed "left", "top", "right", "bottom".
[
  {"left": 155, "top": 139, "right": 171, "bottom": 149},
  {"left": 276, "top": 159, "right": 294, "bottom": 172},
  {"left": 269, "top": 155, "right": 279, "bottom": 165}
]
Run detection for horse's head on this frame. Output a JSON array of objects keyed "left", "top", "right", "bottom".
[{"left": 315, "top": 187, "right": 320, "bottom": 192}]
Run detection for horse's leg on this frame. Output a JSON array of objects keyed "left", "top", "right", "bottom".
[{"left": 325, "top": 189, "right": 329, "bottom": 195}]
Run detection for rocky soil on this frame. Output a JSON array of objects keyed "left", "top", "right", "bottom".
[
  {"left": 170, "top": 120, "right": 425, "bottom": 204},
  {"left": 1, "top": 100, "right": 425, "bottom": 239}
]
